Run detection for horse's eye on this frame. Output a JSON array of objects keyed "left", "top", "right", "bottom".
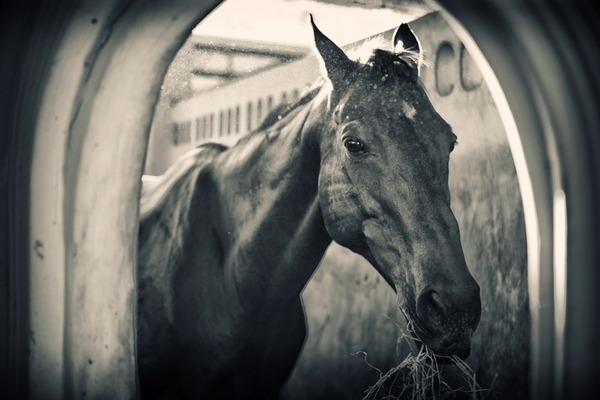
[{"left": 343, "top": 138, "right": 366, "bottom": 154}]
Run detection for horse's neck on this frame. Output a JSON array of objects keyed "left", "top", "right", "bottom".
[{"left": 211, "top": 94, "right": 332, "bottom": 312}]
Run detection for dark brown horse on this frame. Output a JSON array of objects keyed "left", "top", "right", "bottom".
[{"left": 137, "top": 18, "right": 481, "bottom": 399}]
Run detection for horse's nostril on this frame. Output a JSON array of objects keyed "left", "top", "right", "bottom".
[
  {"left": 429, "top": 291, "right": 446, "bottom": 314},
  {"left": 416, "top": 289, "right": 447, "bottom": 328}
]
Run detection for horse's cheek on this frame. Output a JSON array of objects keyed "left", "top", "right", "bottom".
[{"left": 318, "top": 182, "right": 360, "bottom": 246}]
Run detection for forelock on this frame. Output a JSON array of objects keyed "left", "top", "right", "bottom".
[{"left": 364, "top": 49, "right": 420, "bottom": 82}]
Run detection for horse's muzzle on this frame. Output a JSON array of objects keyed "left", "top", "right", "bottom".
[{"left": 414, "top": 284, "right": 481, "bottom": 360}]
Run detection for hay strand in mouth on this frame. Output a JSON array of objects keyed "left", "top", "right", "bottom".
[{"left": 357, "top": 320, "right": 489, "bottom": 400}]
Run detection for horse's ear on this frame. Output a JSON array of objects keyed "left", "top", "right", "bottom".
[
  {"left": 393, "top": 23, "right": 422, "bottom": 74},
  {"left": 393, "top": 23, "right": 420, "bottom": 53},
  {"left": 310, "top": 15, "right": 354, "bottom": 92}
]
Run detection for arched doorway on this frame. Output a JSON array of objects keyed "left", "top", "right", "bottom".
[{"left": 1, "top": 1, "right": 598, "bottom": 399}]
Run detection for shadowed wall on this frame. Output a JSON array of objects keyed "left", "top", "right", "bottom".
[{"left": 284, "top": 12, "right": 530, "bottom": 400}]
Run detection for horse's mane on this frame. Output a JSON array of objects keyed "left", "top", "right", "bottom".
[
  {"left": 244, "top": 85, "right": 323, "bottom": 135},
  {"left": 241, "top": 46, "right": 420, "bottom": 136}
]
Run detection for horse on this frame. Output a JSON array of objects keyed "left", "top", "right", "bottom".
[{"left": 137, "top": 17, "right": 481, "bottom": 399}]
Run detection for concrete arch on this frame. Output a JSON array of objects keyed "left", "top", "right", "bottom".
[{"left": 2, "top": 1, "right": 222, "bottom": 398}]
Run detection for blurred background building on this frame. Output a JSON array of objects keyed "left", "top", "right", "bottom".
[{"left": 144, "top": 0, "right": 425, "bottom": 174}]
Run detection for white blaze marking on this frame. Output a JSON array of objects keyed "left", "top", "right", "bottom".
[{"left": 400, "top": 101, "right": 417, "bottom": 120}]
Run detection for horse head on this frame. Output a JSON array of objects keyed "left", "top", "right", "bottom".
[{"left": 312, "top": 17, "right": 481, "bottom": 359}]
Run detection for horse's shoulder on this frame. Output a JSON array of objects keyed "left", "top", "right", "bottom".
[{"left": 140, "top": 144, "right": 226, "bottom": 219}]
